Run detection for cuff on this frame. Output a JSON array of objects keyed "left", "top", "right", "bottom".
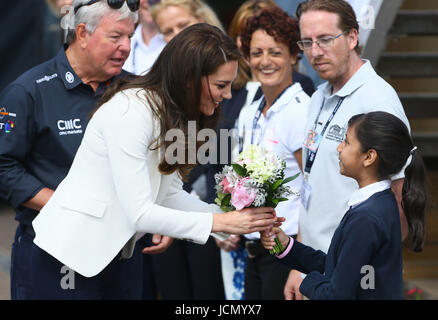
[{"left": 276, "top": 236, "right": 294, "bottom": 259}]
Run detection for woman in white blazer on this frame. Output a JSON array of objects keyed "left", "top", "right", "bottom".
[{"left": 31, "top": 23, "right": 280, "bottom": 299}]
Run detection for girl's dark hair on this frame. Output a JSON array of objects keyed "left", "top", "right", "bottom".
[
  {"left": 98, "top": 23, "right": 241, "bottom": 180},
  {"left": 348, "top": 111, "right": 427, "bottom": 252}
]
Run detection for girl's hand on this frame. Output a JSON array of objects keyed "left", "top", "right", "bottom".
[{"left": 260, "top": 227, "right": 289, "bottom": 251}]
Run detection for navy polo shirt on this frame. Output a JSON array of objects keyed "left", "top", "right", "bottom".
[{"left": 0, "top": 47, "right": 129, "bottom": 225}]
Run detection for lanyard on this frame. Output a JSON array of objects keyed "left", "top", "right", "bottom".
[
  {"left": 250, "top": 84, "right": 293, "bottom": 145},
  {"left": 304, "top": 96, "right": 345, "bottom": 174}
]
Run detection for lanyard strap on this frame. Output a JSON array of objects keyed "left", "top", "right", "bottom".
[
  {"left": 250, "top": 84, "right": 293, "bottom": 145},
  {"left": 304, "top": 96, "right": 345, "bottom": 174}
]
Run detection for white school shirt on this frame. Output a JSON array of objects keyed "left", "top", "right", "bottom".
[
  {"left": 348, "top": 180, "right": 391, "bottom": 209},
  {"left": 238, "top": 83, "right": 310, "bottom": 239},
  {"left": 123, "top": 25, "right": 166, "bottom": 75},
  {"left": 299, "top": 60, "right": 410, "bottom": 254}
]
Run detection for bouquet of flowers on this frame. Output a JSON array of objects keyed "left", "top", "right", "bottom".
[{"left": 214, "top": 145, "right": 300, "bottom": 254}]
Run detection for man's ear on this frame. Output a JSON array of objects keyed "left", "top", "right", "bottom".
[
  {"left": 347, "top": 28, "right": 359, "bottom": 51},
  {"left": 363, "top": 148, "right": 378, "bottom": 168},
  {"left": 75, "top": 23, "right": 89, "bottom": 48}
]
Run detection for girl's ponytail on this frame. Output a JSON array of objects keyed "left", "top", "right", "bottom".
[{"left": 402, "top": 149, "right": 427, "bottom": 252}]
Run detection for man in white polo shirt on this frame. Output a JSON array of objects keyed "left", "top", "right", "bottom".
[{"left": 283, "top": 0, "right": 410, "bottom": 300}]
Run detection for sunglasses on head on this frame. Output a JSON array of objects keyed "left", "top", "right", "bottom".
[
  {"left": 74, "top": 0, "right": 140, "bottom": 14},
  {"left": 147, "top": 0, "right": 160, "bottom": 5}
]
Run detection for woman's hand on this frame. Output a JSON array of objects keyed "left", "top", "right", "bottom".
[
  {"left": 215, "top": 234, "right": 241, "bottom": 252},
  {"left": 142, "top": 234, "right": 174, "bottom": 255},
  {"left": 260, "top": 227, "right": 289, "bottom": 251},
  {"left": 212, "top": 207, "right": 280, "bottom": 235}
]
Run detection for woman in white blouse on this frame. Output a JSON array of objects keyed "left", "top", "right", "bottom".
[{"left": 32, "top": 24, "right": 279, "bottom": 298}]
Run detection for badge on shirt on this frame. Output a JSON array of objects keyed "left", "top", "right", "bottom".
[{"left": 303, "top": 129, "right": 322, "bottom": 152}]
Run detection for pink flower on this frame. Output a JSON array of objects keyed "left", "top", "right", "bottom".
[
  {"left": 231, "top": 177, "right": 256, "bottom": 210},
  {"left": 220, "top": 177, "right": 234, "bottom": 194}
]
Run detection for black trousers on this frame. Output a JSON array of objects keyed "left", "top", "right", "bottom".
[
  {"left": 10, "top": 224, "right": 143, "bottom": 300},
  {"left": 244, "top": 241, "right": 291, "bottom": 300},
  {"left": 152, "top": 237, "right": 225, "bottom": 300}
]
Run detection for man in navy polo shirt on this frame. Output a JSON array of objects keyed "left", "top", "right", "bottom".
[{"left": 0, "top": 1, "right": 140, "bottom": 299}]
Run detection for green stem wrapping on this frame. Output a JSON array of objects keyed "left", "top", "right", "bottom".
[{"left": 269, "top": 236, "right": 284, "bottom": 255}]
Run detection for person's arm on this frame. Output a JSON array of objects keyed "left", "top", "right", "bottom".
[
  {"left": 0, "top": 84, "right": 47, "bottom": 210},
  {"left": 391, "top": 178, "right": 409, "bottom": 241},
  {"left": 100, "top": 92, "right": 277, "bottom": 245},
  {"left": 22, "top": 187, "right": 54, "bottom": 211},
  {"left": 294, "top": 149, "right": 303, "bottom": 172},
  {"left": 284, "top": 228, "right": 304, "bottom": 300}
]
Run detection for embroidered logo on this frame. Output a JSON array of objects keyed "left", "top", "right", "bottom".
[
  {"left": 36, "top": 73, "right": 58, "bottom": 84},
  {"left": 65, "top": 71, "right": 75, "bottom": 84},
  {"left": 325, "top": 124, "right": 347, "bottom": 143},
  {"left": 57, "top": 118, "right": 83, "bottom": 136},
  {"left": 0, "top": 106, "right": 16, "bottom": 120}
]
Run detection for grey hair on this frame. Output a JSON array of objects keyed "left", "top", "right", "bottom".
[{"left": 66, "top": 0, "right": 137, "bottom": 44}]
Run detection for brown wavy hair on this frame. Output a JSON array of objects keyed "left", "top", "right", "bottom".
[
  {"left": 97, "top": 23, "right": 241, "bottom": 180},
  {"left": 240, "top": 6, "right": 301, "bottom": 60}
]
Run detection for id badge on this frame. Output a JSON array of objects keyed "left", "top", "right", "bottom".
[
  {"left": 300, "top": 175, "right": 312, "bottom": 210},
  {"left": 303, "top": 129, "right": 322, "bottom": 152}
]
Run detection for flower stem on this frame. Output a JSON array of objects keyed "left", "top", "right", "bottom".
[{"left": 269, "top": 236, "right": 284, "bottom": 255}]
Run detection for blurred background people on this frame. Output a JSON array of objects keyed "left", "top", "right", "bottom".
[
  {"left": 150, "top": 0, "right": 224, "bottom": 43},
  {"left": 123, "top": 0, "right": 166, "bottom": 75}
]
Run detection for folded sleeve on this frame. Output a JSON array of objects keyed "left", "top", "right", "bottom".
[
  {"left": 99, "top": 91, "right": 217, "bottom": 244},
  {"left": 0, "top": 84, "right": 45, "bottom": 207}
]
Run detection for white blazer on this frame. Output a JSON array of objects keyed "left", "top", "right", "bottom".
[{"left": 33, "top": 88, "right": 224, "bottom": 278}]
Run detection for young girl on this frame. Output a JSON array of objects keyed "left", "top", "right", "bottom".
[{"left": 261, "top": 111, "right": 427, "bottom": 299}]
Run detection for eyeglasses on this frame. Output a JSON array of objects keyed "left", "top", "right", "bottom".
[
  {"left": 74, "top": 0, "right": 140, "bottom": 14},
  {"left": 297, "top": 30, "right": 349, "bottom": 51}
]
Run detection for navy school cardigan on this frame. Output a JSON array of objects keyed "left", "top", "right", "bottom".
[{"left": 280, "top": 189, "right": 403, "bottom": 299}]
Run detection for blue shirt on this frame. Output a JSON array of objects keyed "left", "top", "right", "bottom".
[
  {"left": 280, "top": 188, "right": 403, "bottom": 299},
  {"left": 0, "top": 47, "right": 129, "bottom": 225}
]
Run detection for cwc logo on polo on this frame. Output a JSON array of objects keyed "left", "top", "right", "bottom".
[{"left": 57, "top": 119, "right": 83, "bottom": 136}]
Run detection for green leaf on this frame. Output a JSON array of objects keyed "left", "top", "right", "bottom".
[
  {"left": 282, "top": 172, "right": 301, "bottom": 185},
  {"left": 221, "top": 193, "right": 231, "bottom": 207},
  {"left": 271, "top": 179, "right": 284, "bottom": 191},
  {"left": 232, "top": 163, "right": 247, "bottom": 177}
]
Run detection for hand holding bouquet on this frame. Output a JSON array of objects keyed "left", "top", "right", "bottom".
[{"left": 215, "top": 145, "right": 300, "bottom": 254}]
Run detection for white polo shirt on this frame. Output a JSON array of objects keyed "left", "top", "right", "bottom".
[
  {"left": 300, "top": 60, "right": 410, "bottom": 253},
  {"left": 123, "top": 25, "right": 166, "bottom": 75},
  {"left": 238, "top": 83, "right": 310, "bottom": 239}
]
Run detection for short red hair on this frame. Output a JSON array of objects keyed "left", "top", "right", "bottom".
[{"left": 240, "top": 7, "right": 301, "bottom": 58}]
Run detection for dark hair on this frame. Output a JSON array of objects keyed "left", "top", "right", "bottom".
[
  {"left": 240, "top": 7, "right": 300, "bottom": 59},
  {"left": 348, "top": 111, "right": 427, "bottom": 252},
  {"left": 98, "top": 23, "right": 241, "bottom": 180},
  {"left": 296, "top": 0, "right": 361, "bottom": 54}
]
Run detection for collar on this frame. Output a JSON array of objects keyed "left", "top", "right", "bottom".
[
  {"left": 132, "top": 25, "right": 165, "bottom": 51},
  {"left": 319, "top": 59, "right": 375, "bottom": 99},
  {"left": 348, "top": 179, "right": 391, "bottom": 209},
  {"left": 55, "top": 46, "right": 83, "bottom": 90},
  {"left": 267, "top": 82, "right": 304, "bottom": 114},
  {"left": 55, "top": 45, "right": 129, "bottom": 94}
]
